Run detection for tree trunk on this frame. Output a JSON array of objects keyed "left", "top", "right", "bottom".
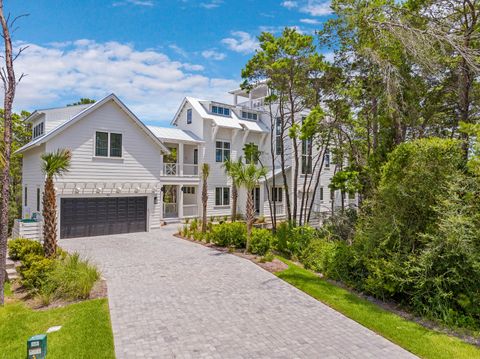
[
  {"left": 0, "top": 0, "right": 17, "bottom": 306},
  {"left": 245, "top": 189, "right": 254, "bottom": 252},
  {"left": 231, "top": 182, "right": 237, "bottom": 222},
  {"left": 201, "top": 179, "right": 208, "bottom": 233},
  {"left": 42, "top": 176, "right": 57, "bottom": 258}
]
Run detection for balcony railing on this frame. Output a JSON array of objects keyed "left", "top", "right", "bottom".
[
  {"left": 183, "top": 204, "right": 198, "bottom": 217},
  {"left": 272, "top": 203, "right": 285, "bottom": 216},
  {"left": 162, "top": 163, "right": 199, "bottom": 176}
]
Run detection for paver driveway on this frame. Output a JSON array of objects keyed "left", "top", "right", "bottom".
[{"left": 60, "top": 227, "right": 416, "bottom": 359}]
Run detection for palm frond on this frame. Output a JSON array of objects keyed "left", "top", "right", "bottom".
[{"left": 41, "top": 148, "right": 72, "bottom": 178}]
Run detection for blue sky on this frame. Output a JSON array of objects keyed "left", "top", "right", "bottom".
[{"left": 8, "top": 0, "right": 333, "bottom": 126}]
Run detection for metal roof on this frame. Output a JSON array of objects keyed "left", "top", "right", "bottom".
[{"left": 147, "top": 126, "right": 203, "bottom": 143}]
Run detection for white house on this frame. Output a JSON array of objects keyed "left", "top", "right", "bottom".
[{"left": 17, "top": 87, "right": 354, "bottom": 240}]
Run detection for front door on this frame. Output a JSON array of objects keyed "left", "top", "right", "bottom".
[
  {"left": 251, "top": 187, "right": 260, "bottom": 215},
  {"left": 163, "top": 185, "right": 178, "bottom": 218}
]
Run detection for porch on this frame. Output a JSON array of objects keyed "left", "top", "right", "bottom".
[
  {"left": 162, "top": 184, "right": 199, "bottom": 219},
  {"left": 161, "top": 142, "right": 199, "bottom": 177}
]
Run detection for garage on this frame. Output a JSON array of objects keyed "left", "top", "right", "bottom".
[{"left": 60, "top": 196, "right": 147, "bottom": 239}]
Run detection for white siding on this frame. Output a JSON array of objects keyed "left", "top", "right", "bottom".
[{"left": 22, "top": 144, "right": 45, "bottom": 218}]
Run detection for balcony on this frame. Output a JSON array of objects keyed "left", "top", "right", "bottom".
[{"left": 162, "top": 163, "right": 198, "bottom": 177}]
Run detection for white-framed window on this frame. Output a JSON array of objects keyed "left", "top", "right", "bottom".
[
  {"left": 24, "top": 186, "right": 27, "bottom": 206},
  {"left": 183, "top": 186, "right": 195, "bottom": 194},
  {"left": 33, "top": 122, "right": 44, "bottom": 139},
  {"left": 215, "top": 141, "right": 230, "bottom": 162},
  {"left": 324, "top": 149, "right": 330, "bottom": 168},
  {"left": 212, "top": 105, "right": 230, "bottom": 116},
  {"left": 302, "top": 138, "right": 313, "bottom": 174},
  {"left": 275, "top": 117, "right": 282, "bottom": 155},
  {"left": 320, "top": 187, "right": 324, "bottom": 201},
  {"left": 215, "top": 187, "right": 230, "bottom": 206},
  {"left": 272, "top": 187, "right": 283, "bottom": 202},
  {"left": 186, "top": 108, "right": 192, "bottom": 124},
  {"left": 241, "top": 111, "right": 258, "bottom": 120},
  {"left": 95, "top": 131, "right": 122, "bottom": 158}
]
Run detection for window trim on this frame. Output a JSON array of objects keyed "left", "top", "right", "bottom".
[
  {"left": 33, "top": 122, "right": 44, "bottom": 139},
  {"left": 215, "top": 140, "right": 231, "bottom": 163},
  {"left": 94, "top": 130, "right": 123, "bottom": 159},
  {"left": 211, "top": 105, "right": 231, "bottom": 117},
  {"left": 241, "top": 111, "right": 258, "bottom": 121},
  {"left": 186, "top": 108, "right": 192, "bottom": 124},
  {"left": 324, "top": 149, "right": 330, "bottom": 168},
  {"left": 215, "top": 187, "right": 230, "bottom": 207},
  {"left": 24, "top": 186, "right": 27, "bottom": 206},
  {"left": 272, "top": 187, "right": 283, "bottom": 202},
  {"left": 36, "top": 188, "right": 41, "bottom": 212},
  {"left": 275, "top": 117, "right": 282, "bottom": 156}
]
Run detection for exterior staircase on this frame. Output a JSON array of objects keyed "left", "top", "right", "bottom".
[{"left": 5, "top": 258, "right": 20, "bottom": 281}]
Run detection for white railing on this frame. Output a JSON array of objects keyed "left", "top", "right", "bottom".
[
  {"left": 183, "top": 204, "right": 198, "bottom": 217},
  {"left": 163, "top": 203, "right": 178, "bottom": 218},
  {"left": 237, "top": 98, "right": 265, "bottom": 109},
  {"left": 272, "top": 203, "right": 285, "bottom": 216},
  {"left": 163, "top": 163, "right": 178, "bottom": 176},
  {"left": 183, "top": 164, "right": 198, "bottom": 176}
]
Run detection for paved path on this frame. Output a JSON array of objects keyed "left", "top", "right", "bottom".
[{"left": 60, "top": 228, "right": 416, "bottom": 359}]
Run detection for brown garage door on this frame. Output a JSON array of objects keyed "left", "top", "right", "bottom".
[{"left": 60, "top": 196, "right": 147, "bottom": 239}]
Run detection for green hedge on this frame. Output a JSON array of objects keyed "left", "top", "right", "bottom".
[{"left": 208, "top": 222, "right": 247, "bottom": 248}]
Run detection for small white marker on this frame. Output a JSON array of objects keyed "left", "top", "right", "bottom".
[{"left": 46, "top": 326, "right": 62, "bottom": 333}]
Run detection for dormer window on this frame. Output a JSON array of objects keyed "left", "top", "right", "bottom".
[
  {"left": 186, "top": 109, "right": 192, "bottom": 124},
  {"left": 33, "top": 122, "right": 44, "bottom": 139},
  {"left": 212, "top": 105, "right": 230, "bottom": 116},
  {"left": 241, "top": 111, "right": 257, "bottom": 121}
]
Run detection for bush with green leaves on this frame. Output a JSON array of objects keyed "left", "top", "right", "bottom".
[
  {"left": 249, "top": 228, "right": 272, "bottom": 255},
  {"left": 274, "top": 222, "right": 317, "bottom": 259},
  {"left": 8, "top": 238, "right": 44, "bottom": 261},
  {"left": 208, "top": 222, "right": 247, "bottom": 248},
  {"left": 45, "top": 253, "right": 100, "bottom": 300},
  {"left": 18, "top": 254, "right": 56, "bottom": 290}
]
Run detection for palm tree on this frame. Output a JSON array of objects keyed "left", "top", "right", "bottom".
[
  {"left": 237, "top": 162, "right": 267, "bottom": 252},
  {"left": 41, "top": 149, "right": 71, "bottom": 258},
  {"left": 201, "top": 163, "right": 210, "bottom": 233},
  {"left": 222, "top": 158, "right": 243, "bottom": 222}
]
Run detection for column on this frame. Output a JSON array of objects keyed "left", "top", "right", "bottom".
[
  {"left": 178, "top": 143, "right": 184, "bottom": 176},
  {"left": 178, "top": 186, "right": 184, "bottom": 218}
]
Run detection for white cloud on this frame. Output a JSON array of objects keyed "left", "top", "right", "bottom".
[
  {"left": 13, "top": 40, "right": 238, "bottom": 123},
  {"left": 112, "top": 0, "right": 154, "bottom": 6},
  {"left": 281, "top": 1, "right": 298, "bottom": 9},
  {"left": 201, "top": 50, "right": 226, "bottom": 61},
  {"left": 301, "top": 1, "right": 332, "bottom": 16},
  {"left": 199, "top": 0, "right": 223, "bottom": 9},
  {"left": 221, "top": 31, "right": 259, "bottom": 54},
  {"left": 168, "top": 44, "right": 188, "bottom": 58},
  {"left": 300, "top": 18, "right": 320, "bottom": 25}
]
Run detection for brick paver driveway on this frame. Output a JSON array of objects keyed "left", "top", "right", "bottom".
[{"left": 60, "top": 227, "right": 416, "bottom": 359}]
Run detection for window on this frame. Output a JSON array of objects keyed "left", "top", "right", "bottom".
[
  {"left": 212, "top": 105, "right": 230, "bottom": 116},
  {"left": 275, "top": 117, "right": 282, "bottom": 155},
  {"left": 241, "top": 111, "right": 258, "bottom": 120},
  {"left": 193, "top": 149, "right": 198, "bottom": 165},
  {"left": 183, "top": 186, "right": 195, "bottom": 194},
  {"left": 110, "top": 133, "right": 122, "bottom": 157},
  {"left": 302, "top": 138, "right": 313, "bottom": 174},
  {"left": 186, "top": 109, "right": 192, "bottom": 124},
  {"left": 324, "top": 149, "right": 330, "bottom": 168},
  {"left": 215, "top": 187, "right": 230, "bottom": 206},
  {"left": 215, "top": 141, "right": 230, "bottom": 162},
  {"left": 349, "top": 192, "right": 356, "bottom": 200},
  {"left": 33, "top": 122, "right": 44, "bottom": 139},
  {"left": 95, "top": 131, "right": 122, "bottom": 158},
  {"left": 320, "top": 187, "right": 324, "bottom": 201},
  {"left": 36, "top": 188, "right": 40, "bottom": 212},
  {"left": 24, "top": 187, "right": 27, "bottom": 206},
  {"left": 272, "top": 187, "right": 283, "bottom": 202}
]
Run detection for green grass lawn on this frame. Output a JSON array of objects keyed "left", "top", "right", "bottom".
[
  {"left": 1, "top": 283, "right": 115, "bottom": 359},
  {"left": 276, "top": 259, "right": 480, "bottom": 359}
]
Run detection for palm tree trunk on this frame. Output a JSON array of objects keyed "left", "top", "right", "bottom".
[
  {"left": 231, "top": 182, "right": 237, "bottom": 222},
  {"left": 245, "top": 190, "right": 254, "bottom": 252},
  {"left": 201, "top": 180, "right": 208, "bottom": 233},
  {"left": 42, "top": 176, "right": 57, "bottom": 257}
]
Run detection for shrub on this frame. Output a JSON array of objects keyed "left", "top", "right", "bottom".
[
  {"left": 249, "top": 228, "right": 272, "bottom": 255},
  {"left": 274, "top": 222, "right": 317, "bottom": 259},
  {"left": 46, "top": 253, "right": 100, "bottom": 300},
  {"left": 19, "top": 254, "right": 56, "bottom": 290},
  {"left": 8, "top": 238, "right": 43, "bottom": 261},
  {"left": 209, "top": 222, "right": 247, "bottom": 248}
]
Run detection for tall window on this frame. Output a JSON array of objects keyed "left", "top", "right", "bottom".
[
  {"left": 212, "top": 105, "right": 230, "bottom": 116},
  {"left": 36, "top": 188, "right": 40, "bottom": 212},
  {"left": 324, "top": 149, "right": 330, "bottom": 168},
  {"left": 320, "top": 187, "right": 324, "bottom": 201},
  {"left": 215, "top": 187, "right": 230, "bottom": 206},
  {"left": 186, "top": 108, "right": 192, "bottom": 124},
  {"left": 215, "top": 141, "right": 230, "bottom": 162},
  {"left": 275, "top": 117, "right": 282, "bottom": 155},
  {"left": 33, "top": 122, "right": 44, "bottom": 139},
  {"left": 302, "top": 138, "right": 313, "bottom": 174},
  {"left": 24, "top": 187, "right": 27, "bottom": 206},
  {"left": 272, "top": 187, "right": 283, "bottom": 202},
  {"left": 95, "top": 131, "right": 122, "bottom": 158}
]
